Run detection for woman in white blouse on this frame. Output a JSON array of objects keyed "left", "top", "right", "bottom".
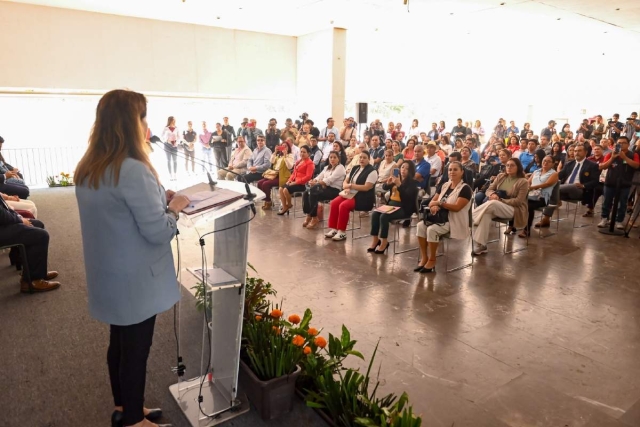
[
  {"left": 376, "top": 149, "right": 396, "bottom": 196},
  {"left": 302, "top": 152, "right": 346, "bottom": 229},
  {"left": 472, "top": 120, "right": 485, "bottom": 144},
  {"left": 161, "top": 116, "right": 180, "bottom": 180},
  {"left": 408, "top": 119, "right": 421, "bottom": 139}
]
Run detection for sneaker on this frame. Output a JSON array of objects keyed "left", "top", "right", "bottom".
[
  {"left": 597, "top": 218, "right": 609, "bottom": 228},
  {"left": 324, "top": 229, "right": 338, "bottom": 238},
  {"left": 473, "top": 243, "right": 488, "bottom": 256},
  {"left": 332, "top": 232, "right": 347, "bottom": 241},
  {"left": 616, "top": 222, "right": 625, "bottom": 230}
]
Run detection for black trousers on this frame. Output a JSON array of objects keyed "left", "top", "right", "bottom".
[
  {"left": 0, "top": 219, "right": 48, "bottom": 280},
  {"left": 527, "top": 199, "right": 547, "bottom": 230},
  {"left": 240, "top": 172, "right": 264, "bottom": 183},
  {"left": 0, "top": 182, "right": 30, "bottom": 199},
  {"left": 108, "top": 315, "right": 157, "bottom": 426},
  {"left": 303, "top": 187, "right": 340, "bottom": 217}
]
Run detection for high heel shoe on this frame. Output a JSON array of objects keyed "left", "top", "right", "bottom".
[
  {"left": 277, "top": 208, "right": 290, "bottom": 216},
  {"left": 413, "top": 264, "right": 426, "bottom": 272},
  {"left": 419, "top": 265, "right": 436, "bottom": 273},
  {"left": 367, "top": 241, "right": 381, "bottom": 252},
  {"left": 261, "top": 201, "right": 272, "bottom": 210},
  {"left": 504, "top": 227, "right": 516, "bottom": 235},
  {"left": 374, "top": 243, "right": 389, "bottom": 254}
]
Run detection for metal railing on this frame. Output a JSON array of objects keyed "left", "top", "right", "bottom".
[{"left": 2, "top": 146, "right": 86, "bottom": 187}]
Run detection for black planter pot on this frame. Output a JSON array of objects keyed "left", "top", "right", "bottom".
[{"left": 238, "top": 359, "right": 301, "bottom": 420}]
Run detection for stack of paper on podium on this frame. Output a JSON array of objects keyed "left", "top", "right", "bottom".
[{"left": 177, "top": 183, "right": 244, "bottom": 215}]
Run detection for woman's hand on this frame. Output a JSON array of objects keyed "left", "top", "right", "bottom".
[
  {"left": 386, "top": 176, "right": 395, "bottom": 184},
  {"left": 429, "top": 205, "right": 440, "bottom": 214},
  {"left": 489, "top": 193, "right": 500, "bottom": 201},
  {"left": 166, "top": 189, "right": 176, "bottom": 203},
  {"left": 168, "top": 195, "right": 190, "bottom": 213}
]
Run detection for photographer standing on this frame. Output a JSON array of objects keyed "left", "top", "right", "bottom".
[
  {"left": 265, "top": 118, "right": 280, "bottom": 152},
  {"left": 607, "top": 114, "right": 623, "bottom": 142},
  {"left": 222, "top": 116, "right": 237, "bottom": 163},
  {"left": 280, "top": 118, "right": 299, "bottom": 143},
  {"left": 598, "top": 136, "right": 640, "bottom": 229},
  {"left": 243, "top": 119, "right": 263, "bottom": 151},
  {"left": 340, "top": 117, "right": 357, "bottom": 147}
]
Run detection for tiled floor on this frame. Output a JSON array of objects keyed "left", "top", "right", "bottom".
[{"left": 174, "top": 196, "right": 640, "bottom": 426}]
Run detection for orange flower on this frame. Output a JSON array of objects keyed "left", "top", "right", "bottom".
[
  {"left": 292, "top": 335, "right": 305, "bottom": 347},
  {"left": 270, "top": 309, "right": 283, "bottom": 318},
  {"left": 255, "top": 315, "right": 262, "bottom": 321},
  {"left": 307, "top": 327, "right": 319, "bottom": 336},
  {"left": 288, "top": 314, "right": 301, "bottom": 325},
  {"left": 314, "top": 336, "right": 327, "bottom": 349},
  {"left": 272, "top": 326, "right": 281, "bottom": 334},
  {"left": 303, "top": 346, "right": 312, "bottom": 355}
]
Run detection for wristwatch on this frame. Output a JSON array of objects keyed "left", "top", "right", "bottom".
[{"left": 167, "top": 208, "right": 179, "bottom": 221}]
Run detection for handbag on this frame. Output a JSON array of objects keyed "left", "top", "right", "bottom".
[
  {"left": 309, "top": 184, "right": 323, "bottom": 196},
  {"left": 262, "top": 169, "right": 278, "bottom": 180},
  {"left": 424, "top": 208, "right": 449, "bottom": 225},
  {"left": 528, "top": 188, "right": 542, "bottom": 201}
]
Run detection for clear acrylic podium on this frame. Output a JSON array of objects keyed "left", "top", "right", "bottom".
[{"left": 169, "top": 180, "right": 265, "bottom": 426}]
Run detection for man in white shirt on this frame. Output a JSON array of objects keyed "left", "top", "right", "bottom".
[
  {"left": 318, "top": 117, "right": 340, "bottom": 147},
  {"left": 321, "top": 133, "right": 338, "bottom": 163},
  {"left": 218, "top": 135, "right": 252, "bottom": 180},
  {"left": 425, "top": 142, "right": 443, "bottom": 188}
]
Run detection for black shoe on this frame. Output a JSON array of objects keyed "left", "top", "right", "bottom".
[
  {"left": 374, "top": 243, "right": 389, "bottom": 254},
  {"left": 413, "top": 265, "right": 426, "bottom": 272},
  {"left": 402, "top": 220, "right": 411, "bottom": 228},
  {"left": 112, "top": 409, "right": 164, "bottom": 427},
  {"left": 419, "top": 265, "right": 436, "bottom": 273},
  {"left": 367, "top": 241, "right": 381, "bottom": 252}
]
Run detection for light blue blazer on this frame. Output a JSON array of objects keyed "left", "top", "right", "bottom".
[{"left": 76, "top": 158, "right": 180, "bottom": 326}]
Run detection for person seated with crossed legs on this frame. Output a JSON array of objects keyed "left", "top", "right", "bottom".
[
  {"left": 368, "top": 161, "right": 418, "bottom": 254},
  {"left": 416, "top": 161, "right": 472, "bottom": 273}
]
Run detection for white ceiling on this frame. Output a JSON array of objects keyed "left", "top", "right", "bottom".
[{"left": 3, "top": 0, "right": 640, "bottom": 36}]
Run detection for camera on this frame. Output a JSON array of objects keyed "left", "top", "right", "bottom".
[{"left": 614, "top": 143, "right": 621, "bottom": 154}]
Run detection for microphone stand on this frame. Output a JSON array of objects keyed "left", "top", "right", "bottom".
[{"left": 151, "top": 137, "right": 257, "bottom": 214}]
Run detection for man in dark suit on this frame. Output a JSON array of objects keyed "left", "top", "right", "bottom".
[
  {"left": 0, "top": 197, "right": 60, "bottom": 293},
  {"left": 538, "top": 144, "right": 599, "bottom": 226}
]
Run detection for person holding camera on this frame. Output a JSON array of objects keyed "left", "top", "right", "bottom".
[
  {"left": 368, "top": 161, "right": 418, "bottom": 255},
  {"left": 296, "top": 124, "right": 313, "bottom": 147},
  {"left": 340, "top": 117, "right": 357, "bottom": 147},
  {"left": 280, "top": 118, "right": 299, "bottom": 143},
  {"left": 302, "top": 151, "right": 346, "bottom": 229},
  {"left": 607, "top": 114, "right": 623, "bottom": 142},
  {"left": 243, "top": 119, "right": 263, "bottom": 151},
  {"left": 415, "top": 161, "right": 472, "bottom": 272},
  {"left": 598, "top": 136, "right": 640, "bottom": 229},
  {"left": 472, "top": 158, "right": 529, "bottom": 256},
  {"left": 265, "top": 118, "right": 280, "bottom": 152}
]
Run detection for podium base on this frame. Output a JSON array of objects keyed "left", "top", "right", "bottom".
[
  {"left": 169, "top": 376, "right": 250, "bottom": 426},
  {"left": 598, "top": 228, "right": 625, "bottom": 236}
]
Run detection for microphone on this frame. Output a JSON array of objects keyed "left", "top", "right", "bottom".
[{"left": 150, "top": 136, "right": 257, "bottom": 214}]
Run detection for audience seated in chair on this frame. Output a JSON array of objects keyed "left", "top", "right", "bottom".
[
  {"left": 257, "top": 141, "right": 293, "bottom": 211},
  {"left": 413, "top": 145, "right": 431, "bottom": 193},
  {"left": 278, "top": 145, "right": 314, "bottom": 216},
  {"left": 0, "top": 196, "right": 60, "bottom": 293},
  {"left": 522, "top": 155, "right": 559, "bottom": 236},
  {"left": 0, "top": 136, "right": 30, "bottom": 199},
  {"left": 346, "top": 141, "right": 367, "bottom": 175},
  {"left": 472, "top": 158, "right": 529, "bottom": 255},
  {"left": 302, "top": 152, "right": 346, "bottom": 229},
  {"left": 218, "top": 135, "right": 252, "bottom": 180},
  {"left": 416, "top": 161, "right": 472, "bottom": 272},
  {"left": 375, "top": 149, "right": 397, "bottom": 195},
  {"left": 436, "top": 151, "right": 474, "bottom": 193},
  {"left": 1, "top": 193, "right": 37, "bottom": 218},
  {"left": 584, "top": 144, "right": 606, "bottom": 217},
  {"left": 239, "top": 135, "right": 272, "bottom": 183},
  {"left": 474, "top": 149, "right": 511, "bottom": 206},
  {"left": 536, "top": 144, "right": 599, "bottom": 228},
  {"left": 325, "top": 151, "right": 378, "bottom": 242},
  {"left": 368, "top": 161, "right": 418, "bottom": 254}
]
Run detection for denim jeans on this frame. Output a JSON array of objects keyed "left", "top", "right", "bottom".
[{"left": 601, "top": 185, "right": 631, "bottom": 223}]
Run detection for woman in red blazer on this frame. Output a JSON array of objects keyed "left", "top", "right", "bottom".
[{"left": 278, "top": 145, "right": 314, "bottom": 215}]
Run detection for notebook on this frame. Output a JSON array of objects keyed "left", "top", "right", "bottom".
[{"left": 176, "top": 183, "right": 244, "bottom": 215}]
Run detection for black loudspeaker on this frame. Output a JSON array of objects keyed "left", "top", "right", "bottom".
[{"left": 356, "top": 103, "right": 368, "bottom": 124}]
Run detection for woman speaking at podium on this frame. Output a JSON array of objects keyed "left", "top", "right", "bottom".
[{"left": 75, "top": 89, "right": 189, "bottom": 427}]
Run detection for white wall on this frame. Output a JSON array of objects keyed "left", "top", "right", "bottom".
[
  {"left": 297, "top": 30, "right": 334, "bottom": 122},
  {"left": 0, "top": 2, "right": 297, "bottom": 99}
]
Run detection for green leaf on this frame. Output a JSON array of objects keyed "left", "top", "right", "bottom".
[{"left": 346, "top": 350, "right": 365, "bottom": 360}]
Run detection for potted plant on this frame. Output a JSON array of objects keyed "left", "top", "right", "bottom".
[{"left": 239, "top": 307, "right": 320, "bottom": 420}]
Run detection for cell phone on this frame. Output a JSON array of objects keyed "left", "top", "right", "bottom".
[
  {"left": 393, "top": 169, "right": 400, "bottom": 177},
  {"left": 614, "top": 143, "right": 621, "bottom": 153}
]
